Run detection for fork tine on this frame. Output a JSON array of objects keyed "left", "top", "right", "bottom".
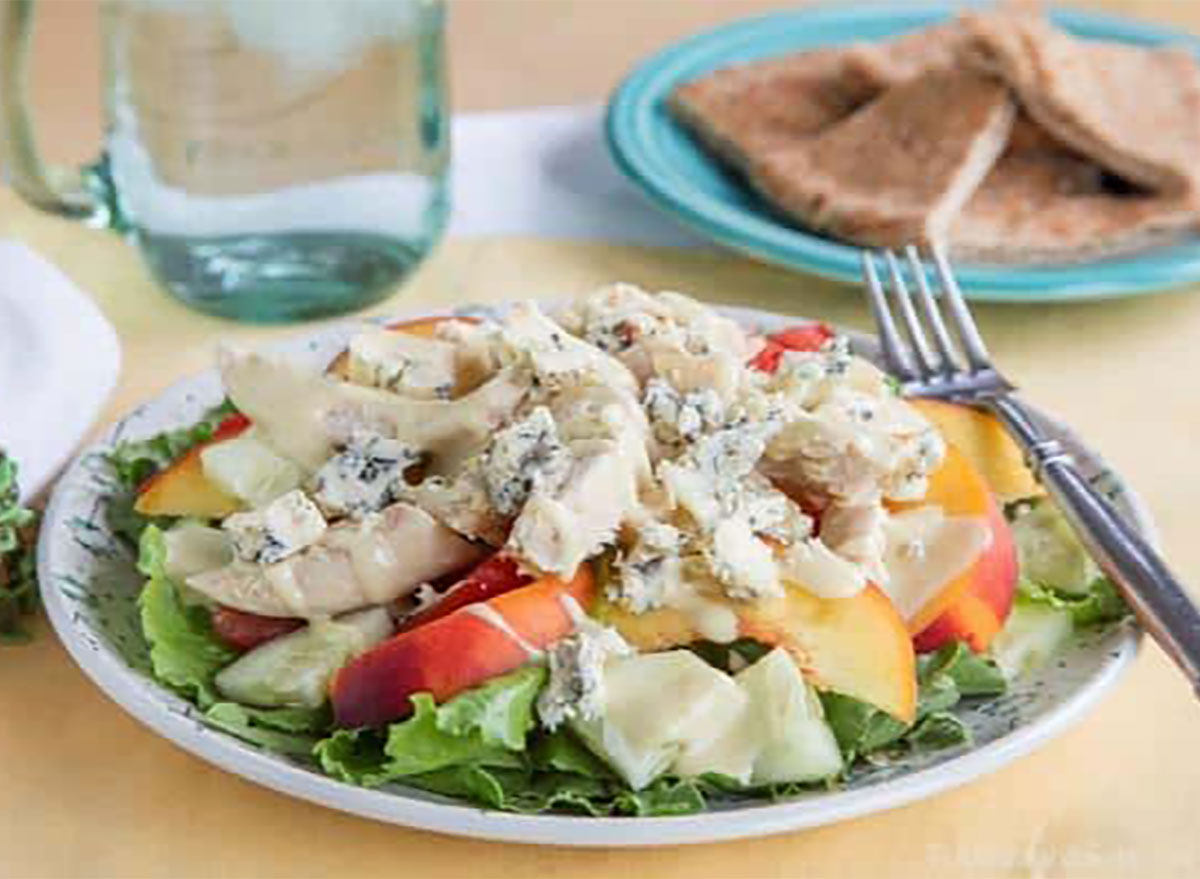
[
  {"left": 860, "top": 252, "right": 917, "bottom": 381},
  {"left": 904, "top": 245, "right": 960, "bottom": 376},
  {"left": 882, "top": 250, "right": 937, "bottom": 377},
  {"left": 929, "top": 242, "right": 992, "bottom": 371}
]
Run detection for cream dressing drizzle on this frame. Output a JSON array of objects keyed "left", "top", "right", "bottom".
[
  {"left": 558, "top": 593, "right": 588, "bottom": 627},
  {"left": 462, "top": 603, "right": 545, "bottom": 660}
]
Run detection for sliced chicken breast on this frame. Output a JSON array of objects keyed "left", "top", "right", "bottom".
[
  {"left": 187, "top": 502, "right": 485, "bottom": 618},
  {"left": 219, "top": 347, "right": 528, "bottom": 472}
]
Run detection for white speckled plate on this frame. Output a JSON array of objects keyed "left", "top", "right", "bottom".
[{"left": 38, "top": 303, "right": 1144, "bottom": 847}]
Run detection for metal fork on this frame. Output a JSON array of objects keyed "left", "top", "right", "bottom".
[{"left": 862, "top": 244, "right": 1200, "bottom": 694}]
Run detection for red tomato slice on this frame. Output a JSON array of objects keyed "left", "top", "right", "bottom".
[
  {"left": 211, "top": 606, "right": 303, "bottom": 652},
  {"left": 211, "top": 412, "right": 252, "bottom": 441},
  {"left": 398, "top": 555, "right": 533, "bottom": 633},
  {"left": 750, "top": 323, "right": 836, "bottom": 372}
]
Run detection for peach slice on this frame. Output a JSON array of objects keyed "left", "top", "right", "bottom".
[
  {"left": 331, "top": 564, "right": 594, "bottom": 728},
  {"left": 891, "top": 441, "right": 1018, "bottom": 653},
  {"left": 596, "top": 583, "right": 917, "bottom": 724},
  {"left": 911, "top": 398, "right": 1042, "bottom": 502},
  {"left": 134, "top": 414, "right": 250, "bottom": 519}
]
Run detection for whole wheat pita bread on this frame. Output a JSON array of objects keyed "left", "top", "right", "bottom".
[
  {"left": 668, "top": 24, "right": 967, "bottom": 168},
  {"left": 952, "top": 149, "right": 1198, "bottom": 263},
  {"left": 839, "top": 22, "right": 966, "bottom": 90},
  {"left": 667, "top": 49, "right": 876, "bottom": 171},
  {"left": 744, "top": 68, "right": 1015, "bottom": 248},
  {"left": 962, "top": 7, "right": 1200, "bottom": 196}
]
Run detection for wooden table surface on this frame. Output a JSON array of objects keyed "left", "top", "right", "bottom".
[
  {"left": 27, "top": 0, "right": 1200, "bottom": 164},
  {"left": 7, "top": 2, "right": 1200, "bottom": 877}
]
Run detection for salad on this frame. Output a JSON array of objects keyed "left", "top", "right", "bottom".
[{"left": 106, "top": 286, "right": 1127, "bottom": 816}]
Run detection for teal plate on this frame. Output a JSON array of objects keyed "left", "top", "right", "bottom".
[{"left": 607, "top": 1, "right": 1200, "bottom": 303}]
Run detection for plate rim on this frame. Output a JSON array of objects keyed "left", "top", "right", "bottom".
[
  {"left": 38, "top": 302, "right": 1144, "bottom": 847},
  {"left": 606, "top": 1, "right": 1200, "bottom": 303}
]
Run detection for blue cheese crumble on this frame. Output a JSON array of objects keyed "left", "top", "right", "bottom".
[
  {"left": 311, "top": 432, "right": 421, "bottom": 519},
  {"left": 611, "top": 520, "right": 684, "bottom": 612},
  {"left": 537, "top": 624, "right": 632, "bottom": 730},
  {"left": 223, "top": 489, "right": 327, "bottom": 565},
  {"left": 483, "top": 406, "right": 572, "bottom": 516},
  {"left": 642, "top": 378, "right": 724, "bottom": 454}
]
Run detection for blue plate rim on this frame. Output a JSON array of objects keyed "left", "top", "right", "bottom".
[{"left": 606, "top": 1, "right": 1200, "bottom": 303}]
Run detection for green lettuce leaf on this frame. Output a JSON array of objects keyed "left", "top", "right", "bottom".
[
  {"left": 517, "top": 772, "right": 621, "bottom": 816},
  {"left": 204, "top": 703, "right": 329, "bottom": 757},
  {"left": 436, "top": 666, "right": 546, "bottom": 750},
  {"left": 614, "top": 777, "right": 708, "bottom": 816},
  {"left": 1017, "top": 577, "right": 1128, "bottom": 627},
  {"left": 822, "top": 640, "right": 1003, "bottom": 763},
  {"left": 819, "top": 692, "right": 909, "bottom": 759},
  {"left": 383, "top": 692, "right": 525, "bottom": 776},
  {"left": 314, "top": 728, "right": 395, "bottom": 787},
  {"left": 108, "top": 400, "right": 236, "bottom": 491},
  {"left": 402, "top": 766, "right": 710, "bottom": 817},
  {"left": 0, "top": 453, "right": 38, "bottom": 642},
  {"left": 904, "top": 711, "right": 970, "bottom": 751},
  {"left": 918, "top": 641, "right": 1007, "bottom": 698},
  {"left": 137, "top": 526, "right": 235, "bottom": 706},
  {"left": 404, "top": 765, "right": 525, "bottom": 809},
  {"left": 529, "top": 727, "right": 612, "bottom": 778},
  {"left": 315, "top": 667, "right": 545, "bottom": 787}
]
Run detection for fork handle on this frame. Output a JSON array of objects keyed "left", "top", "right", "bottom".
[{"left": 986, "top": 395, "right": 1200, "bottom": 691}]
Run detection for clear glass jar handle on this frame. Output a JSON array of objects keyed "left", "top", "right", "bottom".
[{"left": 0, "top": 0, "right": 108, "bottom": 223}]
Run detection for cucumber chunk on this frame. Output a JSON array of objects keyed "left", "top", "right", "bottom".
[
  {"left": 215, "top": 607, "right": 393, "bottom": 708},
  {"left": 990, "top": 602, "right": 1073, "bottom": 680},
  {"left": 1011, "top": 499, "right": 1099, "bottom": 595},
  {"left": 735, "top": 648, "right": 843, "bottom": 785}
]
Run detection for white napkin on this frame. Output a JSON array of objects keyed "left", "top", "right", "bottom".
[
  {"left": 0, "top": 241, "right": 121, "bottom": 501},
  {"left": 450, "top": 104, "right": 705, "bottom": 247}
]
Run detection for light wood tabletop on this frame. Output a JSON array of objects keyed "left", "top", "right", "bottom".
[
  {"left": 26, "top": 0, "right": 1200, "bottom": 164},
  {"left": 5, "top": 2, "right": 1200, "bottom": 878}
]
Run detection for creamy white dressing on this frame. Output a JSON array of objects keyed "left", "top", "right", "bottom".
[
  {"left": 879, "top": 505, "right": 992, "bottom": 623},
  {"left": 190, "top": 503, "right": 483, "bottom": 619},
  {"left": 219, "top": 347, "right": 528, "bottom": 471},
  {"left": 261, "top": 562, "right": 310, "bottom": 618},
  {"left": 461, "top": 602, "right": 545, "bottom": 660},
  {"left": 326, "top": 519, "right": 407, "bottom": 605},
  {"left": 557, "top": 593, "right": 589, "bottom": 628}
]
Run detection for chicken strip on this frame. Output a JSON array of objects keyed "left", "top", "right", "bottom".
[{"left": 186, "top": 502, "right": 485, "bottom": 618}]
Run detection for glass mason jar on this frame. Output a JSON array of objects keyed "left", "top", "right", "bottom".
[{"left": 0, "top": 0, "right": 449, "bottom": 323}]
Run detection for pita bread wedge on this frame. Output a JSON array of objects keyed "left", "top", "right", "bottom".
[
  {"left": 840, "top": 22, "right": 966, "bottom": 89},
  {"left": 962, "top": 7, "right": 1200, "bottom": 196},
  {"left": 669, "top": 23, "right": 970, "bottom": 167},
  {"left": 744, "top": 68, "right": 1015, "bottom": 248},
  {"left": 950, "top": 149, "right": 1198, "bottom": 263},
  {"left": 668, "top": 49, "right": 876, "bottom": 169}
]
